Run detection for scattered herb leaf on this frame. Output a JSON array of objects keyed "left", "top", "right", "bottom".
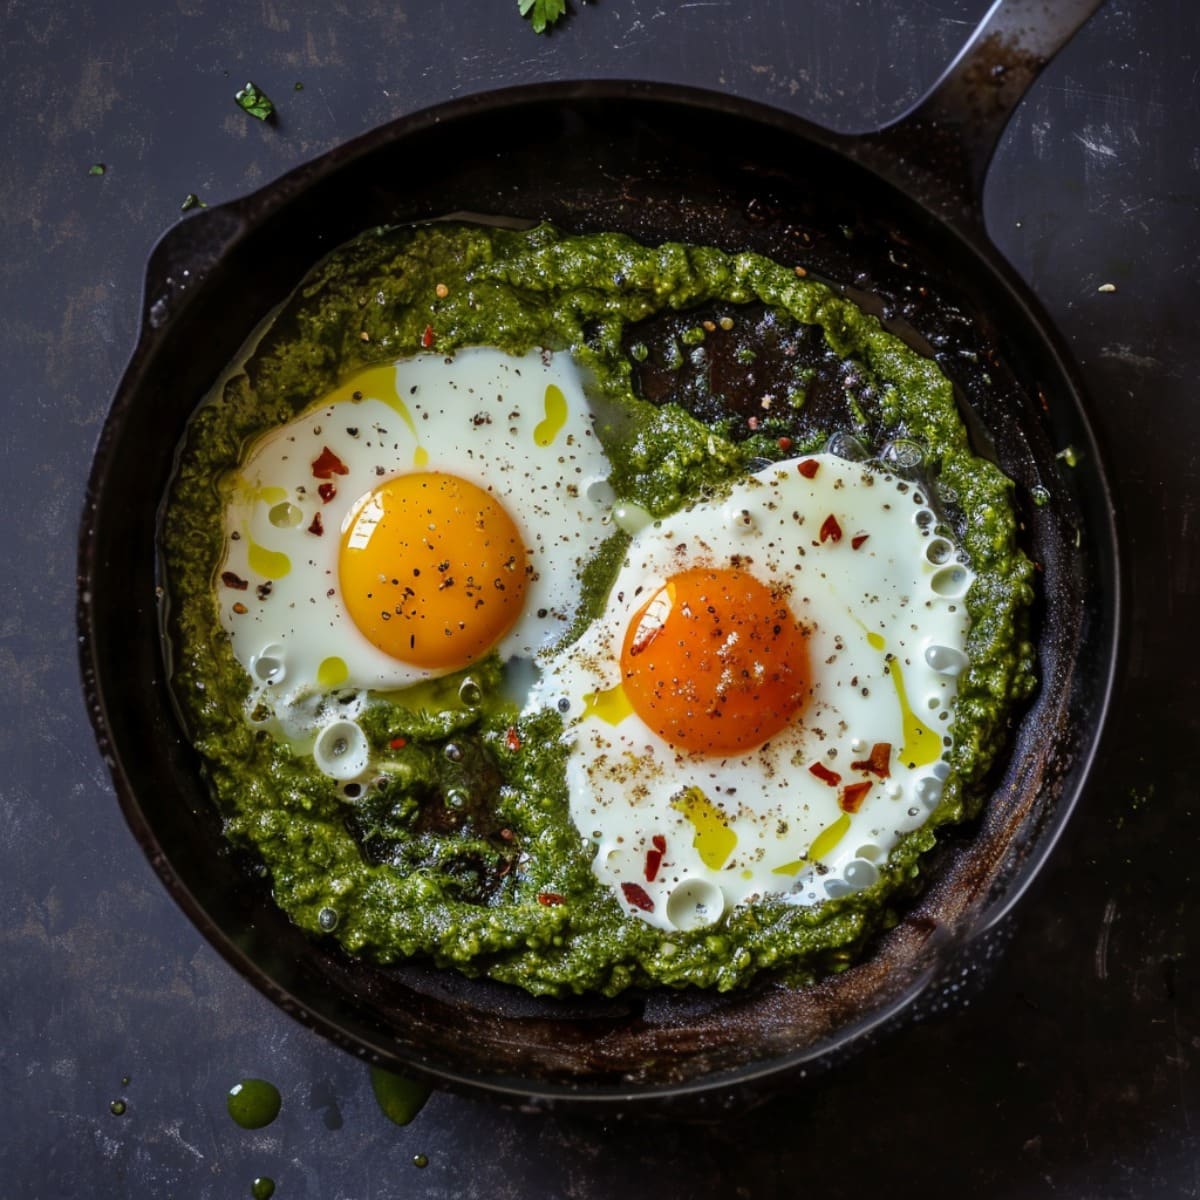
[
  {"left": 180, "top": 193, "right": 207, "bottom": 212},
  {"left": 518, "top": 0, "right": 567, "bottom": 34},
  {"left": 88, "top": 163, "right": 106, "bottom": 176},
  {"left": 235, "top": 81, "right": 275, "bottom": 121}
]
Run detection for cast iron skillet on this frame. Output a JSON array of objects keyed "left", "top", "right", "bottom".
[{"left": 79, "top": 0, "right": 1119, "bottom": 1112}]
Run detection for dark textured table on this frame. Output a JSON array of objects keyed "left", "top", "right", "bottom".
[{"left": 3, "top": 1, "right": 1197, "bottom": 1196}]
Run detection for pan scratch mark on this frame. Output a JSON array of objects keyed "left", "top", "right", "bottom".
[
  {"left": 1099, "top": 343, "right": 1175, "bottom": 375},
  {"left": 1075, "top": 130, "right": 1118, "bottom": 158},
  {"left": 1095, "top": 898, "right": 1117, "bottom": 980},
  {"left": 314, "top": 84, "right": 337, "bottom": 127},
  {"left": 163, "top": 1119, "right": 205, "bottom": 1161}
]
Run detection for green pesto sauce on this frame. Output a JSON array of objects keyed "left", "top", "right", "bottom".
[
  {"left": 369, "top": 1067, "right": 432, "bottom": 1126},
  {"left": 226, "top": 1078, "right": 282, "bottom": 1129},
  {"left": 162, "top": 222, "right": 1035, "bottom": 997}
]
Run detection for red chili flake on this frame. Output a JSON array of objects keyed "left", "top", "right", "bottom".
[
  {"left": 221, "top": 571, "right": 248, "bottom": 590},
  {"left": 389, "top": 737, "right": 407, "bottom": 750},
  {"left": 777, "top": 436, "right": 793, "bottom": 452},
  {"left": 311, "top": 446, "right": 349, "bottom": 479},
  {"left": 621, "top": 882, "right": 655, "bottom": 912},
  {"left": 231, "top": 602, "right": 248, "bottom": 615},
  {"left": 644, "top": 837, "right": 667, "bottom": 883},
  {"left": 809, "top": 762, "right": 842, "bottom": 787},
  {"left": 819, "top": 514, "right": 842, "bottom": 543},
  {"left": 797, "top": 459, "right": 820, "bottom": 479},
  {"left": 537, "top": 892, "right": 565, "bottom": 907},
  {"left": 851, "top": 533, "right": 869, "bottom": 550},
  {"left": 851, "top": 742, "right": 892, "bottom": 779},
  {"left": 505, "top": 727, "right": 521, "bottom": 752},
  {"left": 307, "top": 512, "right": 324, "bottom": 536},
  {"left": 840, "top": 781, "right": 872, "bottom": 813},
  {"left": 421, "top": 324, "right": 436, "bottom": 349},
  {"left": 318, "top": 481, "right": 337, "bottom": 504}
]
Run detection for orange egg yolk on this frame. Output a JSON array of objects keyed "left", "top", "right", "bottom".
[
  {"left": 338, "top": 472, "right": 528, "bottom": 670},
  {"left": 620, "top": 567, "right": 810, "bottom": 755}
]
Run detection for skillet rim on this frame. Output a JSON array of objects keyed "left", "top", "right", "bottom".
[{"left": 77, "top": 78, "right": 1121, "bottom": 1107}]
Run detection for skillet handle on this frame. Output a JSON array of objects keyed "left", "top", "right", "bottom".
[
  {"left": 854, "top": 0, "right": 1105, "bottom": 230},
  {"left": 141, "top": 204, "right": 247, "bottom": 332}
]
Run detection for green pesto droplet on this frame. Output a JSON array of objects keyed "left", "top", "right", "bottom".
[
  {"left": 88, "top": 163, "right": 106, "bottom": 176},
  {"left": 251, "top": 1178, "right": 276, "bottom": 1200},
  {"left": 227, "top": 1079, "right": 282, "bottom": 1129},
  {"left": 120, "top": 1075, "right": 131, "bottom": 1087},
  {"left": 412, "top": 1154, "right": 429, "bottom": 1169},
  {"left": 109, "top": 1099, "right": 126, "bottom": 1116},
  {"left": 294, "top": 81, "right": 304, "bottom": 91},
  {"left": 369, "top": 1067, "right": 431, "bottom": 1127}
]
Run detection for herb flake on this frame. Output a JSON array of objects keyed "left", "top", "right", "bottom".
[
  {"left": 180, "top": 193, "right": 207, "bottom": 212},
  {"left": 235, "top": 81, "right": 275, "bottom": 121},
  {"left": 518, "top": 0, "right": 567, "bottom": 33}
]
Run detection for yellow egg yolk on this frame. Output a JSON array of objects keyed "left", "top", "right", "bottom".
[
  {"left": 620, "top": 567, "right": 811, "bottom": 756},
  {"left": 338, "top": 472, "right": 528, "bottom": 670}
]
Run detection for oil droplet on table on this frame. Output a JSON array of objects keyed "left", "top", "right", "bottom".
[
  {"left": 369, "top": 1067, "right": 432, "bottom": 1127},
  {"left": 109, "top": 1099, "right": 126, "bottom": 1116},
  {"left": 227, "top": 1079, "right": 282, "bottom": 1129},
  {"left": 251, "top": 1177, "right": 276, "bottom": 1199},
  {"left": 413, "top": 1154, "right": 429, "bottom": 1169}
]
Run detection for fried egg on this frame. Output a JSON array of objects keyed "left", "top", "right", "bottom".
[
  {"left": 216, "top": 347, "right": 612, "bottom": 764},
  {"left": 532, "top": 453, "right": 974, "bottom": 932}
]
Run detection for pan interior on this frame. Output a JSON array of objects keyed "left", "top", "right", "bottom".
[{"left": 83, "top": 88, "right": 1113, "bottom": 1101}]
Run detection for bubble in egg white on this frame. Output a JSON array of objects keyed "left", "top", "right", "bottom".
[
  {"left": 825, "top": 430, "right": 870, "bottom": 461},
  {"left": 881, "top": 438, "right": 925, "bottom": 472},
  {"left": 843, "top": 859, "right": 879, "bottom": 891},
  {"left": 666, "top": 878, "right": 725, "bottom": 931},
  {"left": 313, "top": 720, "right": 370, "bottom": 781},
  {"left": 925, "top": 643, "right": 969, "bottom": 676}
]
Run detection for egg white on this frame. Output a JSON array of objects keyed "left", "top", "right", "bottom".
[
  {"left": 532, "top": 454, "right": 974, "bottom": 932},
  {"left": 216, "top": 347, "right": 613, "bottom": 739}
]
